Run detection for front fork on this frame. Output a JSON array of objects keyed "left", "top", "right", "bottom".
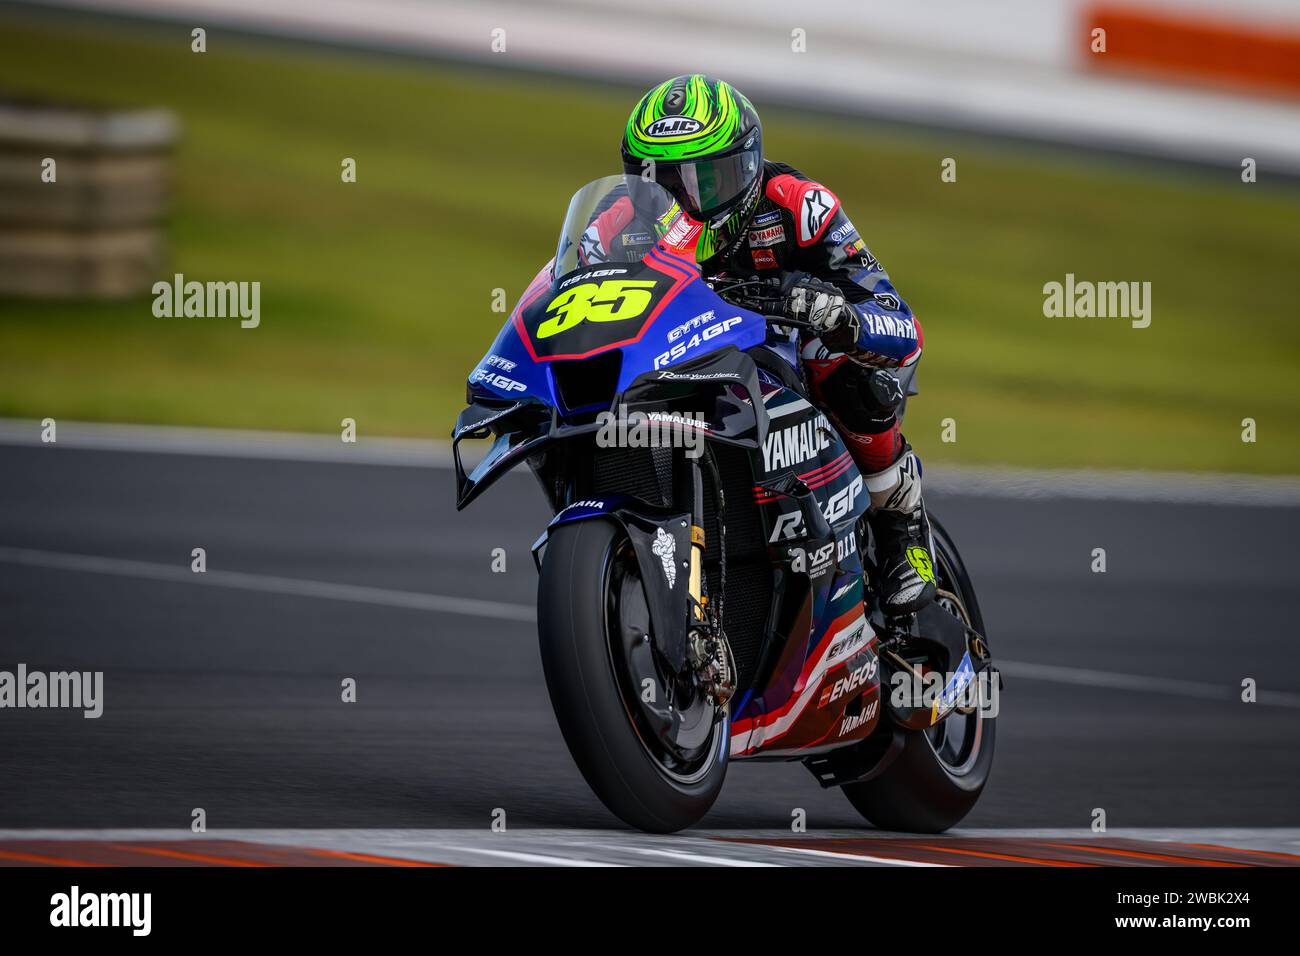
[
  {"left": 676, "top": 453, "right": 707, "bottom": 621},
  {"left": 677, "top": 451, "right": 735, "bottom": 707}
]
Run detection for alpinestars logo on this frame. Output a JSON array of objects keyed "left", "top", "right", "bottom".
[
  {"left": 880, "top": 455, "right": 920, "bottom": 511},
  {"left": 579, "top": 224, "right": 607, "bottom": 262},
  {"left": 652, "top": 527, "right": 677, "bottom": 587},
  {"left": 800, "top": 188, "right": 832, "bottom": 243}
]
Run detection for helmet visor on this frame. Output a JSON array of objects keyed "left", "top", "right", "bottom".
[{"left": 652, "top": 147, "right": 760, "bottom": 219}]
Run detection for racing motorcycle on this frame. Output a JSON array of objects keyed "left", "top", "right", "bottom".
[{"left": 453, "top": 175, "right": 999, "bottom": 833}]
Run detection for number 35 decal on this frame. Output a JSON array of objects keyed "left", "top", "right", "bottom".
[{"left": 537, "top": 280, "right": 658, "bottom": 339}]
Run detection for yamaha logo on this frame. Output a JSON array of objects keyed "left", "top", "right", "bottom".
[{"left": 644, "top": 117, "right": 703, "bottom": 138}]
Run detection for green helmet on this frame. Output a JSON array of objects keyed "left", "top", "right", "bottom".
[{"left": 621, "top": 74, "right": 763, "bottom": 261}]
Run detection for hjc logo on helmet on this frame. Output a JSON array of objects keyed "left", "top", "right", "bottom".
[{"left": 644, "top": 117, "right": 703, "bottom": 138}]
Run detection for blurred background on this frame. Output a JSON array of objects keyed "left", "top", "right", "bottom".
[{"left": 1, "top": 0, "right": 1298, "bottom": 473}]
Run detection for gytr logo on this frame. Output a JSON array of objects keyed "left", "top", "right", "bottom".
[{"left": 654, "top": 312, "right": 742, "bottom": 370}]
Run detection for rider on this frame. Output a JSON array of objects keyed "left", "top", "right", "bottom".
[{"left": 620, "top": 74, "right": 936, "bottom": 614}]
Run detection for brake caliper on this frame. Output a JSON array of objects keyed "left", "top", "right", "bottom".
[{"left": 687, "top": 600, "right": 735, "bottom": 709}]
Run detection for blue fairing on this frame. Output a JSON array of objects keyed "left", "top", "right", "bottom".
[{"left": 468, "top": 249, "right": 769, "bottom": 411}]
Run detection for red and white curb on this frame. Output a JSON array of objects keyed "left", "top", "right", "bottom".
[{"left": 1, "top": 829, "right": 1297, "bottom": 868}]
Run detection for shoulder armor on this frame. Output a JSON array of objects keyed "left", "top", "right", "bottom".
[{"left": 764, "top": 173, "right": 841, "bottom": 247}]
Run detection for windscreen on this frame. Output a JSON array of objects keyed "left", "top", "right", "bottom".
[{"left": 553, "top": 174, "right": 684, "bottom": 280}]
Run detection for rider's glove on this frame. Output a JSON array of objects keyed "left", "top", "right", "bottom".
[{"left": 785, "top": 277, "right": 859, "bottom": 351}]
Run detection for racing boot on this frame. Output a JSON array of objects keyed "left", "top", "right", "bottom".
[
  {"left": 863, "top": 447, "right": 937, "bottom": 615},
  {"left": 804, "top": 358, "right": 935, "bottom": 612}
]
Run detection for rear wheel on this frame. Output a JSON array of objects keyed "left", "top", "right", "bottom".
[
  {"left": 843, "top": 516, "right": 996, "bottom": 832},
  {"left": 538, "top": 519, "right": 727, "bottom": 832}
]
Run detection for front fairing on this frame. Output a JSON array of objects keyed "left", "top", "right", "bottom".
[
  {"left": 466, "top": 175, "right": 768, "bottom": 414},
  {"left": 465, "top": 262, "right": 556, "bottom": 405},
  {"left": 470, "top": 255, "right": 767, "bottom": 417}
]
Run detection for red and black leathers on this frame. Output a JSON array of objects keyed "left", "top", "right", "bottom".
[
  {"left": 702, "top": 162, "right": 921, "bottom": 478},
  {"left": 702, "top": 162, "right": 935, "bottom": 613}
]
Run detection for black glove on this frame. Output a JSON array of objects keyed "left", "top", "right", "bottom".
[{"left": 785, "top": 276, "right": 859, "bottom": 351}]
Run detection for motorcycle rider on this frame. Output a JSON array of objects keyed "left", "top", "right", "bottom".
[{"left": 620, "top": 74, "right": 936, "bottom": 614}]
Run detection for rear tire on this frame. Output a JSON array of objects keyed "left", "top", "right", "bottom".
[
  {"left": 843, "top": 516, "right": 996, "bottom": 832},
  {"left": 538, "top": 519, "right": 727, "bottom": 833}
]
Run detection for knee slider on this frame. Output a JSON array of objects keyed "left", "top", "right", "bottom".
[{"left": 824, "top": 364, "right": 902, "bottom": 432}]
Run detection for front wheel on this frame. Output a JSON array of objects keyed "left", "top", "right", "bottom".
[
  {"left": 842, "top": 516, "right": 996, "bottom": 832},
  {"left": 537, "top": 519, "right": 727, "bottom": 832}
]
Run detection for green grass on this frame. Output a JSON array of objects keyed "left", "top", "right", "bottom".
[{"left": 2, "top": 13, "right": 1298, "bottom": 473}]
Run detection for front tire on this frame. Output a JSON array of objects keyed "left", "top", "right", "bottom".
[
  {"left": 538, "top": 519, "right": 727, "bottom": 833},
  {"left": 843, "top": 516, "right": 996, "bottom": 832}
]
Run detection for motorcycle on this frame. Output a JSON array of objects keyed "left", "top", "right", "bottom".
[{"left": 453, "top": 174, "right": 999, "bottom": 833}]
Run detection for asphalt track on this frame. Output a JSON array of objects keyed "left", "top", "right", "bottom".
[{"left": 1, "top": 428, "right": 1299, "bottom": 865}]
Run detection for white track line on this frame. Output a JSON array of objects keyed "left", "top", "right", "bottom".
[
  {"left": 0, "top": 418, "right": 455, "bottom": 469},
  {"left": 428, "top": 847, "right": 624, "bottom": 867},
  {"left": 762, "top": 845, "right": 948, "bottom": 867},
  {"left": 922, "top": 468, "right": 1300, "bottom": 508},
  {"left": 0, "top": 545, "right": 534, "bottom": 623},
  {"left": 997, "top": 659, "right": 1300, "bottom": 709},
  {"left": 583, "top": 844, "right": 781, "bottom": 867},
  {"left": 6, "top": 545, "right": 1298, "bottom": 709},
  {"left": 3, "top": 418, "right": 1297, "bottom": 505}
]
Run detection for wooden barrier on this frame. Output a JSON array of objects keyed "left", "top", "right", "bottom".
[{"left": 0, "top": 100, "right": 177, "bottom": 299}]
